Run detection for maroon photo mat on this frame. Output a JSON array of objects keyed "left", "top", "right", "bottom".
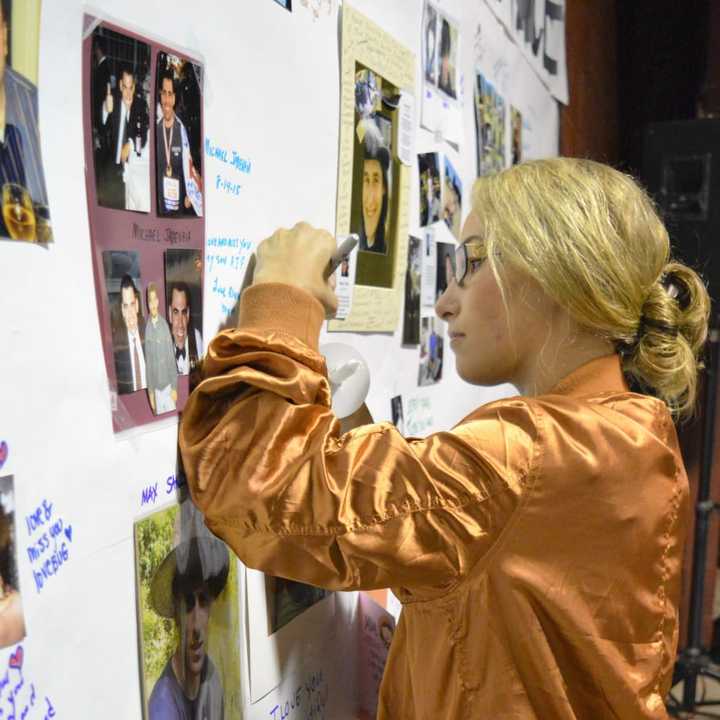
[{"left": 82, "top": 16, "right": 205, "bottom": 433}]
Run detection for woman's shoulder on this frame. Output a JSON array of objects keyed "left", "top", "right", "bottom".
[{"left": 455, "top": 390, "right": 677, "bottom": 466}]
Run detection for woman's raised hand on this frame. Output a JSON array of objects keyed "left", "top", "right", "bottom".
[{"left": 253, "top": 222, "right": 339, "bottom": 317}]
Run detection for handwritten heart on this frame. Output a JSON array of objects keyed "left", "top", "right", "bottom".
[
  {"left": 9, "top": 646, "right": 23, "bottom": 670},
  {"left": 0, "top": 441, "right": 7, "bottom": 470},
  {"left": 64, "top": 525, "right": 72, "bottom": 543}
]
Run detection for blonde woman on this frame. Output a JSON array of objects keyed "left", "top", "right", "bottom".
[{"left": 180, "top": 158, "right": 709, "bottom": 718}]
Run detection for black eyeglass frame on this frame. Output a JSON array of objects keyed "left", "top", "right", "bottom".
[{"left": 453, "top": 241, "right": 486, "bottom": 286}]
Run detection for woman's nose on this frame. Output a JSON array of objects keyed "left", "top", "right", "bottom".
[{"left": 435, "top": 282, "right": 459, "bottom": 321}]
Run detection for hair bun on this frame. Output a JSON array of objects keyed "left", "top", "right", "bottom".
[{"left": 661, "top": 270, "right": 691, "bottom": 311}]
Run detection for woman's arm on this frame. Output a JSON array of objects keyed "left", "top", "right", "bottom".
[{"left": 180, "top": 283, "right": 538, "bottom": 595}]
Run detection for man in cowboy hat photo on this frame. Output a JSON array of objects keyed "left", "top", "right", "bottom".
[{"left": 146, "top": 505, "right": 229, "bottom": 719}]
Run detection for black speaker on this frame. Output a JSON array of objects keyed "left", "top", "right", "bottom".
[{"left": 642, "top": 120, "right": 720, "bottom": 303}]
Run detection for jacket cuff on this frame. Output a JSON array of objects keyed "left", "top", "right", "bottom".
[{"left": 238, "top": 283, "right": 325, "bottom": 352}]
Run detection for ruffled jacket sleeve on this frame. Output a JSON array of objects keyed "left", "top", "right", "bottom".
[{"left": 179, "top": 283, "right": 539, "bottom": 594}]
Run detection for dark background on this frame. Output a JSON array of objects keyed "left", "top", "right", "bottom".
[
  {"left": 560, "top": 0, "right": 720, "bottom": 656},
  {"left": 560, "top": 0, "right": 717, "bottom": 172}
]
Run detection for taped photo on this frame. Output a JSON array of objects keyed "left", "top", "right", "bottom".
[
  {"left": 164, "top": 249, "right": 204, "bottom": 376},
  {"left": 351, "top": 64, "right": 399, "bottom": 288},
  {"left": 474, "top": 72, "right": 506, "bottom": 176},
  {"left": 0, "top": 1, "right": 51, "bottom": 242},
  {"left": 103, "top": 250, "right": 146, "bottom": 397},
  {"left": 90, "top": 26, "right": 151, "bottom": 213},
  {"left": 0, "top": 475, "right": 24, "bottom": 650},
  {"left": 156, "top": 52, "right": 203, "bottom": 218},
  {"left": 134, "top": 501, "right": 241, "bottom": 719}
]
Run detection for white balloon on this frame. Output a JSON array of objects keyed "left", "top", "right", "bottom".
[{"left": 320, "top": 343, "right": 371, "bottom": 419}]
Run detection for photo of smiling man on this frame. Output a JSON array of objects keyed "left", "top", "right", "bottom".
[
  {"left": 350, "top": 63, "right": 399, "bottom": 288},
  {"left": 164, "top": 249, "right": 203, "bottom": 376},
  {"left": 135, "top": 500, "right": 241, "bottom": 719},
  {"left": 358, "top": 132, "right": 390, "bottom": 255},
  {"left": 155, "top": 52, "right": 203, "bottom": 218}
]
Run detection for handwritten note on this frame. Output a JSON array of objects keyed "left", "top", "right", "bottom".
[
  {"left": 205, "top": 236, "right": 253, "bottom": 319},
  {"left": 205, "top": 138, "right": 252, "bottom": 200},
  {"left": 132, "top": 222, "right": 193, "bottom": 246},
  {"left": 0, "top": 645, "right": 56, "bottom": 719},
  {"left": 25, "top": 500, "right": 72, "bottom": 594},
  {"left": 140, "top": 474, "right": 180, "bottom": 507},
  {"left": 267, "top": 670, "right": 328, "bottom": 720}
]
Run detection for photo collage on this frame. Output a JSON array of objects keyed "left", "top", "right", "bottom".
[
  {"left": 408, "top": 148, "right": 461, "bottom": 386},
  {"left": 83, "top": 20, "right": 205, "bottom": 432}
]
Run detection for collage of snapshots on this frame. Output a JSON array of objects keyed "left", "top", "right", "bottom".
[
  {"left": 134, "top": 501, "right": 241, "bottom": 719},
  {"left": 351, "top": 63, "right": 400, "bottom": 289},
  {"left": 102, "top": 248, "right": 203, "bottom": 415},
  {"left": 84, "top": 19, "right": 206, "bottom": 432},
  {"left": 418, "top": 240, "right": 454, "bottom": 386},
  {"left": 89, "top": 29, "right": 204, "bottom": 216},
  {"left": 0, "top": 2, "right": 51, "bottom": 243},
  {"left": 474, "top": 72, "right": 506, "bottom": 176},
  {"left": 422, "top": 3, "right": 459, "bottom": 101}
]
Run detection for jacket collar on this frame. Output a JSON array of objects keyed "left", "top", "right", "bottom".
[{"left": 550, "top": 354, "right": 629, "bottom": 398}]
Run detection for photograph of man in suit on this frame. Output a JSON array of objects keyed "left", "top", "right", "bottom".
[
  {"left": 91, "top": 35, "right": 111, "bottom": 157},
  {"left": 168, "top": 282, "right": 203, "bottom": 376},
  {"left": 114, "top": 273, "right": 147, "bottom": 395},
  {"left": 98, "top": 63, "right": 149, "bottom": 211}
]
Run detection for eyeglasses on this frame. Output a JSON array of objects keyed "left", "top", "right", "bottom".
[{"left": 452, "top": 241, "right": 487, "bottom": 286}]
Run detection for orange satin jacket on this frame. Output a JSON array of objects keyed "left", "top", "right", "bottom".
[{"left": 180, "top": 283, "right": 688, "bottom": 719}]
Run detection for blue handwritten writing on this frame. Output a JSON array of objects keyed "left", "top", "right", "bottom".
[
  {"left": 205, "top": 138, "right": 252, "bottom": 174},
  {"left": 140, "top": 475, "right": 182, "bottom": 509},
  {"left": 24, "top": 500, "right": 72, "bottom": 594},
  {"left": 205, "top": 235, "right": 251, "bottom": 319},
  {"left": 207, "top": 237, "right": 252, "bottom": 250},
  {"left": 268, "top": 670, "right": 328, "bottom": 720},
  {"left": 140, "top": 483, "right": 158, "bottom": 506},
  {"left": 0, "top": 646, "right": 55, "bottom": 720},
  {"left": 215, "top": 175, "right": 242, "bottom": 196},
  {"left": 166, "top": 475, "right": 178, "bottom": 494},
  {"left": 211, "top": 276, "right": 241, "bottom": 302}
]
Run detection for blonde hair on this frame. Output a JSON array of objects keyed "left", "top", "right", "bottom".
[{"left": 472, "top": 157, "right": 710, "bottom": 419}]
